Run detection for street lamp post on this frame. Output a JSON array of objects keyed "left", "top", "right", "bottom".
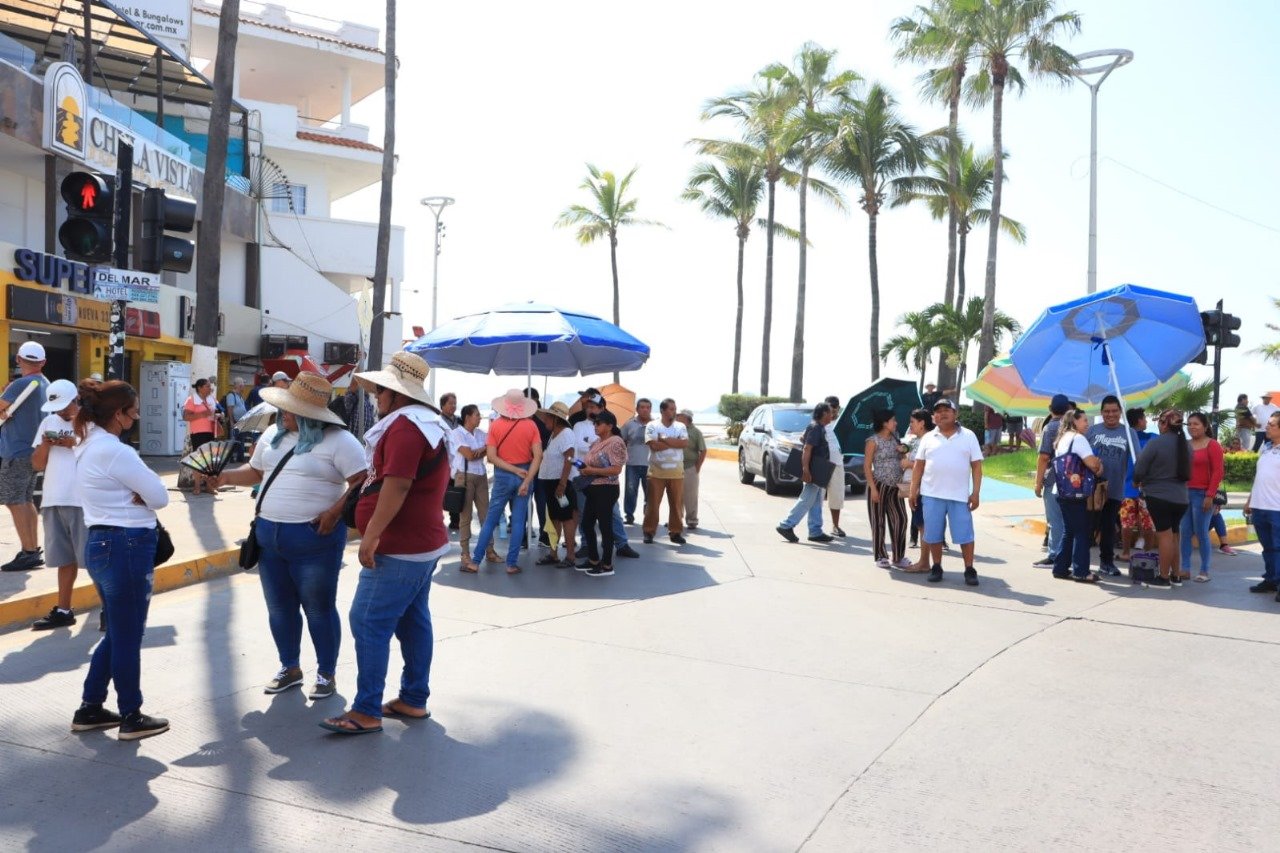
[
  {"left": 419, "top": 195, "right": 455, "bottom": 400},
  {"left": 1073, "top": 49, "right": 1133, "bottom": 294}
]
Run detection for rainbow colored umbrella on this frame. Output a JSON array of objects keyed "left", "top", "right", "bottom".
[{"left": 965, "top": 356, "right": 1189, "bottom": 417}]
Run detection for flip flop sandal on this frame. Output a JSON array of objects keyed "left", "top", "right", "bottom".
[
  {"left": 319, "top": 717, "right": 382, "bottom": 735},
  {"left": 1194, "top": 574, "right": 1211, "bottom": 583},
  {"left": 506, "top": 565, "right": 522, "bottom": 574},
  {"left": 535, "top": 554, "right": 560, "bottom": 566},
  {"left": 381, "top": 702, "right": 431, "bottom": 720},
  {"left": 459, "top": 563, "right": 479, "bottom": 574},
  {"left": 1074, "top": 573, "right": 1101, "bottom": 584}
]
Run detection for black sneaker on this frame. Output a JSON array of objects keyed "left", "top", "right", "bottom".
[
  {"left": 808, "top": 533, "right": 834, "bottom": 543},
  {"left": 575, "top": 559, "right": 593, "bottom": 570},
  {"left": 928, "top": 565, "right": 943, "bottom": 583},
  {"left": 33, "top": 607, "right": 76, "bottom": 630},
  {"left": 670, "top": 534, "right": 687, "bottom": 545},
  {"left": 1147, "top": 577, "right": 1172, "bottom": 589},
  {"left": 1032, "top": 557, "right": 1055, "bottom": 568},
  {"left": 625, "top": 515, "right": 635, "bottom": 524},
  {"left": 1099, "top": 563, "right": 1122, "bottom": 577},
  {"left": 586, "top": 565, "right": 614, "bottom": 577},
  {"left": 616, "top": 545, "right": 640, "bottom": 559},
  {"left": 1170, "top": 575, "right": 1183, "bottom": 587},
  {"left": 963, "top": 567, "right": 979, "bottom": 586},
  {"left": 71, "top": 704, "right": 122, "bottom": 732},
  {"left": 0, "top": 549, "right": 44, "bottom": 572},
  {"left": 776, "top": 525, "right": 799, "bottom": 543},
  {"left": 264, "top": 666, "right": 304, "bottom": 694},
  {"left": 643, "top": 535, "right": 654, "bottom": 544},
  {"left": 1250, "top": 581, "right": 1277, "bottom": 593},
  {"left": 118, "top": 711, "right": 169, "bottom": 741}
]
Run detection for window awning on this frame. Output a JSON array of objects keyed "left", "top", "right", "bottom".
[{"left": 0, "top": 0, "right": 246, "bottom": 113}]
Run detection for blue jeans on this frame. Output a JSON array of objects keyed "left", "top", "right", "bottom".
[
  {"left": 1252, "top": 508, "right": 1280, "bottom": 585},
  {"left": 1210, "top": 510, "right": 1228, "bottom": 541},
  {"left": 1180, "top": 488, "right": 1212, "bottom": 574},
  {"left": 577, "top": 485, "right": 629, "bottom": 549},
  {"left": 256, "top": 518, "right": 346, "bottom": 675},
  {"left": 1043, "top": 483, "right": 1064, "bottom": 558},
  {"left": 624, "top": 464, "right": 648, "bottom": 519},
  {"left": 1054, "top": 498, "right": 1093, "bottom": 578},
  {"left": 780, "top": 482, "right": 825, "bottom": 537},
  {"left": 82, "top": 526, "right": 158, "bottom": 715},
  {"left": 473, "top": 467, "right": 530, "bottom": 567},
  {"left": 349, "top": 554, "right": 438, "bottom": 717}
]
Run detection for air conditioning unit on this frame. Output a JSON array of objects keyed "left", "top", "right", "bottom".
[
  {"left": 261, "top": 335, "right": 287, "bottom": 358},
  {"left": 286, "top": 335, "right": 309, "bottom": 350},
  {"left": 324, "top": 342, "right": 359, "bottom": 364}
]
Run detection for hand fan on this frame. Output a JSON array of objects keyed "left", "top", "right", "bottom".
[{"left": 179, "top": 440, "right": 237, "bottom": 477}]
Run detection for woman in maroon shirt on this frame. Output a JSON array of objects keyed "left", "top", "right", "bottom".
[{"left": 1181, "top": 412, "right": 1224, "bottom": 582}]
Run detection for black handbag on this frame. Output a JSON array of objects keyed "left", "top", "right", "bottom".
[
  {"left": 153, "top": 521, "right": 174, "bottom": 566},
  {"left": 784, "top": 446, "right": 837, "bottom": 485},
  {"left": 443, "top": 480, "right": 466, "bottom": 515},
  {"left": 238, "top": 448, "right": 296, "bottom": 570}
]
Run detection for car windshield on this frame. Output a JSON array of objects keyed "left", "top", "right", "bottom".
[{"left": 772, "top": 410, "right": 811, "bottom": 433}]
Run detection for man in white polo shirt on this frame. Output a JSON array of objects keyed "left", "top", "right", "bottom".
[{"left": 909, "top": 398, "right": 984, "bottom": 586}]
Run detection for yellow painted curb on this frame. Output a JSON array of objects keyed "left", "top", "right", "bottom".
[
  {"left": 1017, "top": 518, "right": 1254, "bottom": 545},
  {"left": 707, "top": 447, "right": 737, "bottom": 462},
  {"left": 0, "top": 547, "right": 241, "bottom": 632}
]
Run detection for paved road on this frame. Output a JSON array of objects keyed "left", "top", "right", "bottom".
[{"left": 0, "top": 461, "right": 1276, "bottom": 851}]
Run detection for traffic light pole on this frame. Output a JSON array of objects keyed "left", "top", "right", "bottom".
[
  {"left": 1211, "top": 298, "right": 1223, "bottom": 430},
  {"left": 108, "top": 143, "right": 132, "bottom": 381}
]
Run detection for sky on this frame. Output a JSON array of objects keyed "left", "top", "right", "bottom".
[{"left": 290, "top": 0, "right": 1280, "bottom": 413}]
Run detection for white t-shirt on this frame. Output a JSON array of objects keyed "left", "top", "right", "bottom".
[
  {"left": 451, "top": 425, "right": 487, "bottom": 476},
  {"left": 1055, "top": 433, "right": 1096, "bottom": 460},
  {"left": 916, "top": 426, "right": 984, "bottom": 502},
  {"left": 824, "top": 422, "right": 842, "bottom": 462},
  {"left": 645, "top": 420, "right": 688, "bottom": 472},
  {"left": 1251, "top": 443, "right": 1280, "bottom": 511},
  {"left": 572, "top": 420, "right": 598, "bottom": 458},
  {"left": 32, "top": 413, "right": 79, "bottom": 507},
  {"left": 75, "top": 427, "right": 169, "bottom": 528},
  {"left": 539, "top": 428, "right": 577, "bottom": 480},
  {"left": 1252, "top": 403, "right": 1278, "bottom": 429},
  {"left": 250, "top": 424, "right": 367, "bottom": 523}
]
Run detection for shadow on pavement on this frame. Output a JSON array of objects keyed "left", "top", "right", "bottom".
[
  {"left": 181, "top": 490, "right": 229, "bottom": 554},
  {"left": 889, "top": 569, "right": 1055, "bottom": 607},
  {"left": 432, "top": 553, "right": 719, "bottom": 602}
]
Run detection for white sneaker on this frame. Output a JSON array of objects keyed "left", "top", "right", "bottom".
[{"left": 875, "top": 558, "right": 891, "bottom": 568}]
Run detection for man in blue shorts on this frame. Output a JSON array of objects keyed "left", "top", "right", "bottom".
[{"left": 909, "top": 398, "right": 985, "bottom": 586}]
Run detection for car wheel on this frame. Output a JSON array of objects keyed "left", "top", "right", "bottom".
[
  {"left": 764, "top": 456, "right": 782, "bottom": 495},
  {"left": 738, "top": 449, "right": 755, "bottom": 484}
]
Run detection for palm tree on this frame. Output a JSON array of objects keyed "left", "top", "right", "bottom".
[
  {"left": 698, "top": 78, "right": 798, "bottom": 395},
  {"left": 925, "top": 296, "right": 1021, "bottom": 392},
  {"left": 1253, "top": 297, "right": 1280, "bottom": 364},
  {"left": 880, "top": 310, "right": 938, "bottom": 391},
  {"left": 894, "top": 142, "right": 1027, "bottom": 308},
  {"left": 763, "top": 43, "right": 858, "bottom": 401},
  {"left": 964, "top": 0, "right": 1080, "bottom": 374},
  {"left": 366, "top": 0, "right": 396, "bottom": 370},
  {"left": 826, "top": 83, "right": 931, "bottom": 382},
  {"left": 556, "top": 164, "right": 664, "bottom": 380},
  {"left": 681, "top": 158, "right": 801, "bottom": 394}
]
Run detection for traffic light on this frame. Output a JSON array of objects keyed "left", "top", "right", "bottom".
[
  {"left": 1191, "top": 346, "right": 1209, "bottom": 365},
  {"left": 1200, "top": 310, "right": 1222, "bottom": 347},
  {"left": 1218, "top": 312, "right": 1242, "bottom": 349},
  {"left": 58, "top": 172, "right": 115, "bottom": 263},
  {"left": 139, "top": 187, "right": 196, "bottom": 274}
]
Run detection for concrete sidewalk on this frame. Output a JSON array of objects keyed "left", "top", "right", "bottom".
[{"left": 0, "top": 460, "right": 1277, "bottom": 850}]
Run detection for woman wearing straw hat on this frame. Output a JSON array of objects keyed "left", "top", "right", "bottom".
[
  {"left": 322, "top": 352, "right": 453, "bottom": 734},
  {"left": 468, "top": 389, "right": 543, "bottom": 575},
  {"left": 534, "top": 401, "right": 578, "bottom": 568},
  {"left": 208, "top": 372, "right": 367, "bottom": 700}
]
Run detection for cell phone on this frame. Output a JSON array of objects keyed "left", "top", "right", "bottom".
[{"left": 44, "top": 430, "right": 66, "bottom": 442}]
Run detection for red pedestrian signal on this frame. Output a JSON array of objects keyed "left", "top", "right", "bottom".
[
  {"left": 80, "top": 182, "right": 97, "bottom": 209},
  {"left": 59, "top": 172, "right": 115, "bottom": 262}
]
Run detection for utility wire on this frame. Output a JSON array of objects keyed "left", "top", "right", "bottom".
[{"left": 1102, "top": 156, "right": 1280, "bottom": 236}]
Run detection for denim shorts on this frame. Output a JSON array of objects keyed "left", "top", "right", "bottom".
[{"left": 922, "top": 496, "right": 975, "bottom": 545}]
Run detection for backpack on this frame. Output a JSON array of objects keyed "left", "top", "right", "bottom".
[{"left": 1052, "top": 449, "right": 1096, "bottom": 500}]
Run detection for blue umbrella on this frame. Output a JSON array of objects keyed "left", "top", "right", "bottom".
[
  {"left": 406, "top": 301, "right": 650, "bottom": 377},
  {"left": 1011, "top": 284, "right": 1205, "bottom": 460}
]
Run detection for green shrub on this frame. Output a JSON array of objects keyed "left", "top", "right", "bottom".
[
  {"left": 726, "top": 422, "right": 745, "bottom": 443},
  {"left": 958, "top": 405, "right": 984, "bottom": 435},
  {"left": 717, "top": 394, "right": 793, "bottom": 423},
  {"left": 1223, "top": 452, "right": 1257, "bottom": 484}
]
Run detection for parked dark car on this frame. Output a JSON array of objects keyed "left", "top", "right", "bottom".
[{"left": 737, "top": 404, "right": 866, "bottom": 495}]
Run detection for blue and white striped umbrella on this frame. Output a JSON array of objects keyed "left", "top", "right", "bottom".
[{"left": 406, "top": 301, "right": 649, "bottom": 377}]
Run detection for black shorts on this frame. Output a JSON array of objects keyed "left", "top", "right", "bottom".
[
  {"left": 190, "top": 431, "right": 215, "bottom": 450},
  {"left": 1144, "top": 496, "right": 1188, "bottom": 533},
  {"left": 539, "top": 479, "right": 576, "bottom": 522}
]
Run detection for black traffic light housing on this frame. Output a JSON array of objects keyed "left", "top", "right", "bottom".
[
  {"left": 58, "top": 172, "right": 115, "bottom": 263},
  {"left": 139, "top": 187, "right": 196, "bottom": 274},
  {"left": 1218, "top": 312, "right": 1242, "bottom": 349}
]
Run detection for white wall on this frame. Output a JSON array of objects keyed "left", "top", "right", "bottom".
[
  {"left": 263, "top": 215, "right": 403, "bottom": 283},
  {"left": 260, "top": 245, "right": 365, "bottom": 359},
  {"left": 0, "top": 168, "right": 44, "bottom": 249}
]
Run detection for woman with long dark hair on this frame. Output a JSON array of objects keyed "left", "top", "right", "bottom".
[
  {"left": 70, "top": 380, "right": 171, "bottom": 740},
  {"left": 1181, "top": 412, "right": 1223, "bottom": 582},
  {"left": 901, "top": 408, "right": 933, "bottom": 572},
  {"left": 1133, "top": 409, "right": 1192, "bottom": 589},
  {"left": 864, "top": 409, "right": 910, "bottom": 568},
  {"left": 1052, "top": 409, "right": 1104, "bottom": 582}
]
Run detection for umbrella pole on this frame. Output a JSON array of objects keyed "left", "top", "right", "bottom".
[{"left": 1102, "top": 341, "right": 1138, "bottom": 464}]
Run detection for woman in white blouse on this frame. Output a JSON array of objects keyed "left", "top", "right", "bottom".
[
  {"left": 452, "top": 404, "right": 498, "bottom": 572},
  {"left": 70, "top": 380, "right": 171, "bottom": 741},
  {"left": 209, "top": 373, "right": 366, "bottom": 700}
]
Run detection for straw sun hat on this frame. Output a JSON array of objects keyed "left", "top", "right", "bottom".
[
  {"left": 492, "top": 388, "right": 538, "bottom": 420},
  {"left": 352, "top": 351, "right": 439, "bottom": 412},
  {"left": 536, "top": 401, "right": 572, "bottom": 427},
  {"left": 260, "top": 371, "right": 344, "bottom": 425}
]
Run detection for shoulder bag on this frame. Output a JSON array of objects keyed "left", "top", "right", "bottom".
[
  {"left": 153, "top": 521, "right": 175, "bottom": 566},
  {"left": 341, "top": 441, "right": 449, "bottom": 529},
  {"left": 1053, "top": 450, "right": 1096, "bottom": 501},
  {"left": 238, "top": 447, "right": 297, "bottom": 569}
]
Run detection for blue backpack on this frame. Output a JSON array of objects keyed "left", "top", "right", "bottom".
[{"left": 1053, "top": 450, "right": 1096, "bottom": 501}]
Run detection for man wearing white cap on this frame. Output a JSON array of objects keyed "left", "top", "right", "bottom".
[
  {"left": 0, "top": 341, "right": 50, "bottom": 572},
  {"left": 28, "top": 380, "right": 85, "bottom": 628}
]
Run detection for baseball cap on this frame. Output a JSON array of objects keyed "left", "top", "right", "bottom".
[
  {"left": 17, "top": 341, "right": 45, "bottom": 362},
  {"left": 677, "top": 408, "right": 694, "bottom": 419},
  {"left": 271, "top": 371, "right": 290, "bottom": 382},
  {"left": 41, "top": 379, "right": 78, "bottom": 412},
  {"left": 1049, "top": 393, "right": 1071, "bottom": 415},
  {"left": 932, "top": 397, "right": 957, "bottom": 411}
]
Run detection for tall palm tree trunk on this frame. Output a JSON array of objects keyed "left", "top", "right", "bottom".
[
  {"left": 935, "top": 73, "right": 963, "bottom": 392},
  {"left": 789, "top": 166, "right": 809, "bottom": 402},
  {"left": 733, "top": 233, "right": 746, "bottom": 394},
  {"left": 867, "top": 211, "right": 881, "bottom": 382},
  {"left": 609, "top": 233, "right": 620, "bottom": 384},
  {"left": 761, "top": 178, "right": 777, "bottom": 395},
  {"left": 956, "top": 226, "right": 968, "bottom": 308},
  {"left": 977, "top": 74, "right": 1005, "bottom": 380},
  {"left": 366, "top": 0, "right": 396, "bottom": 370}
]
